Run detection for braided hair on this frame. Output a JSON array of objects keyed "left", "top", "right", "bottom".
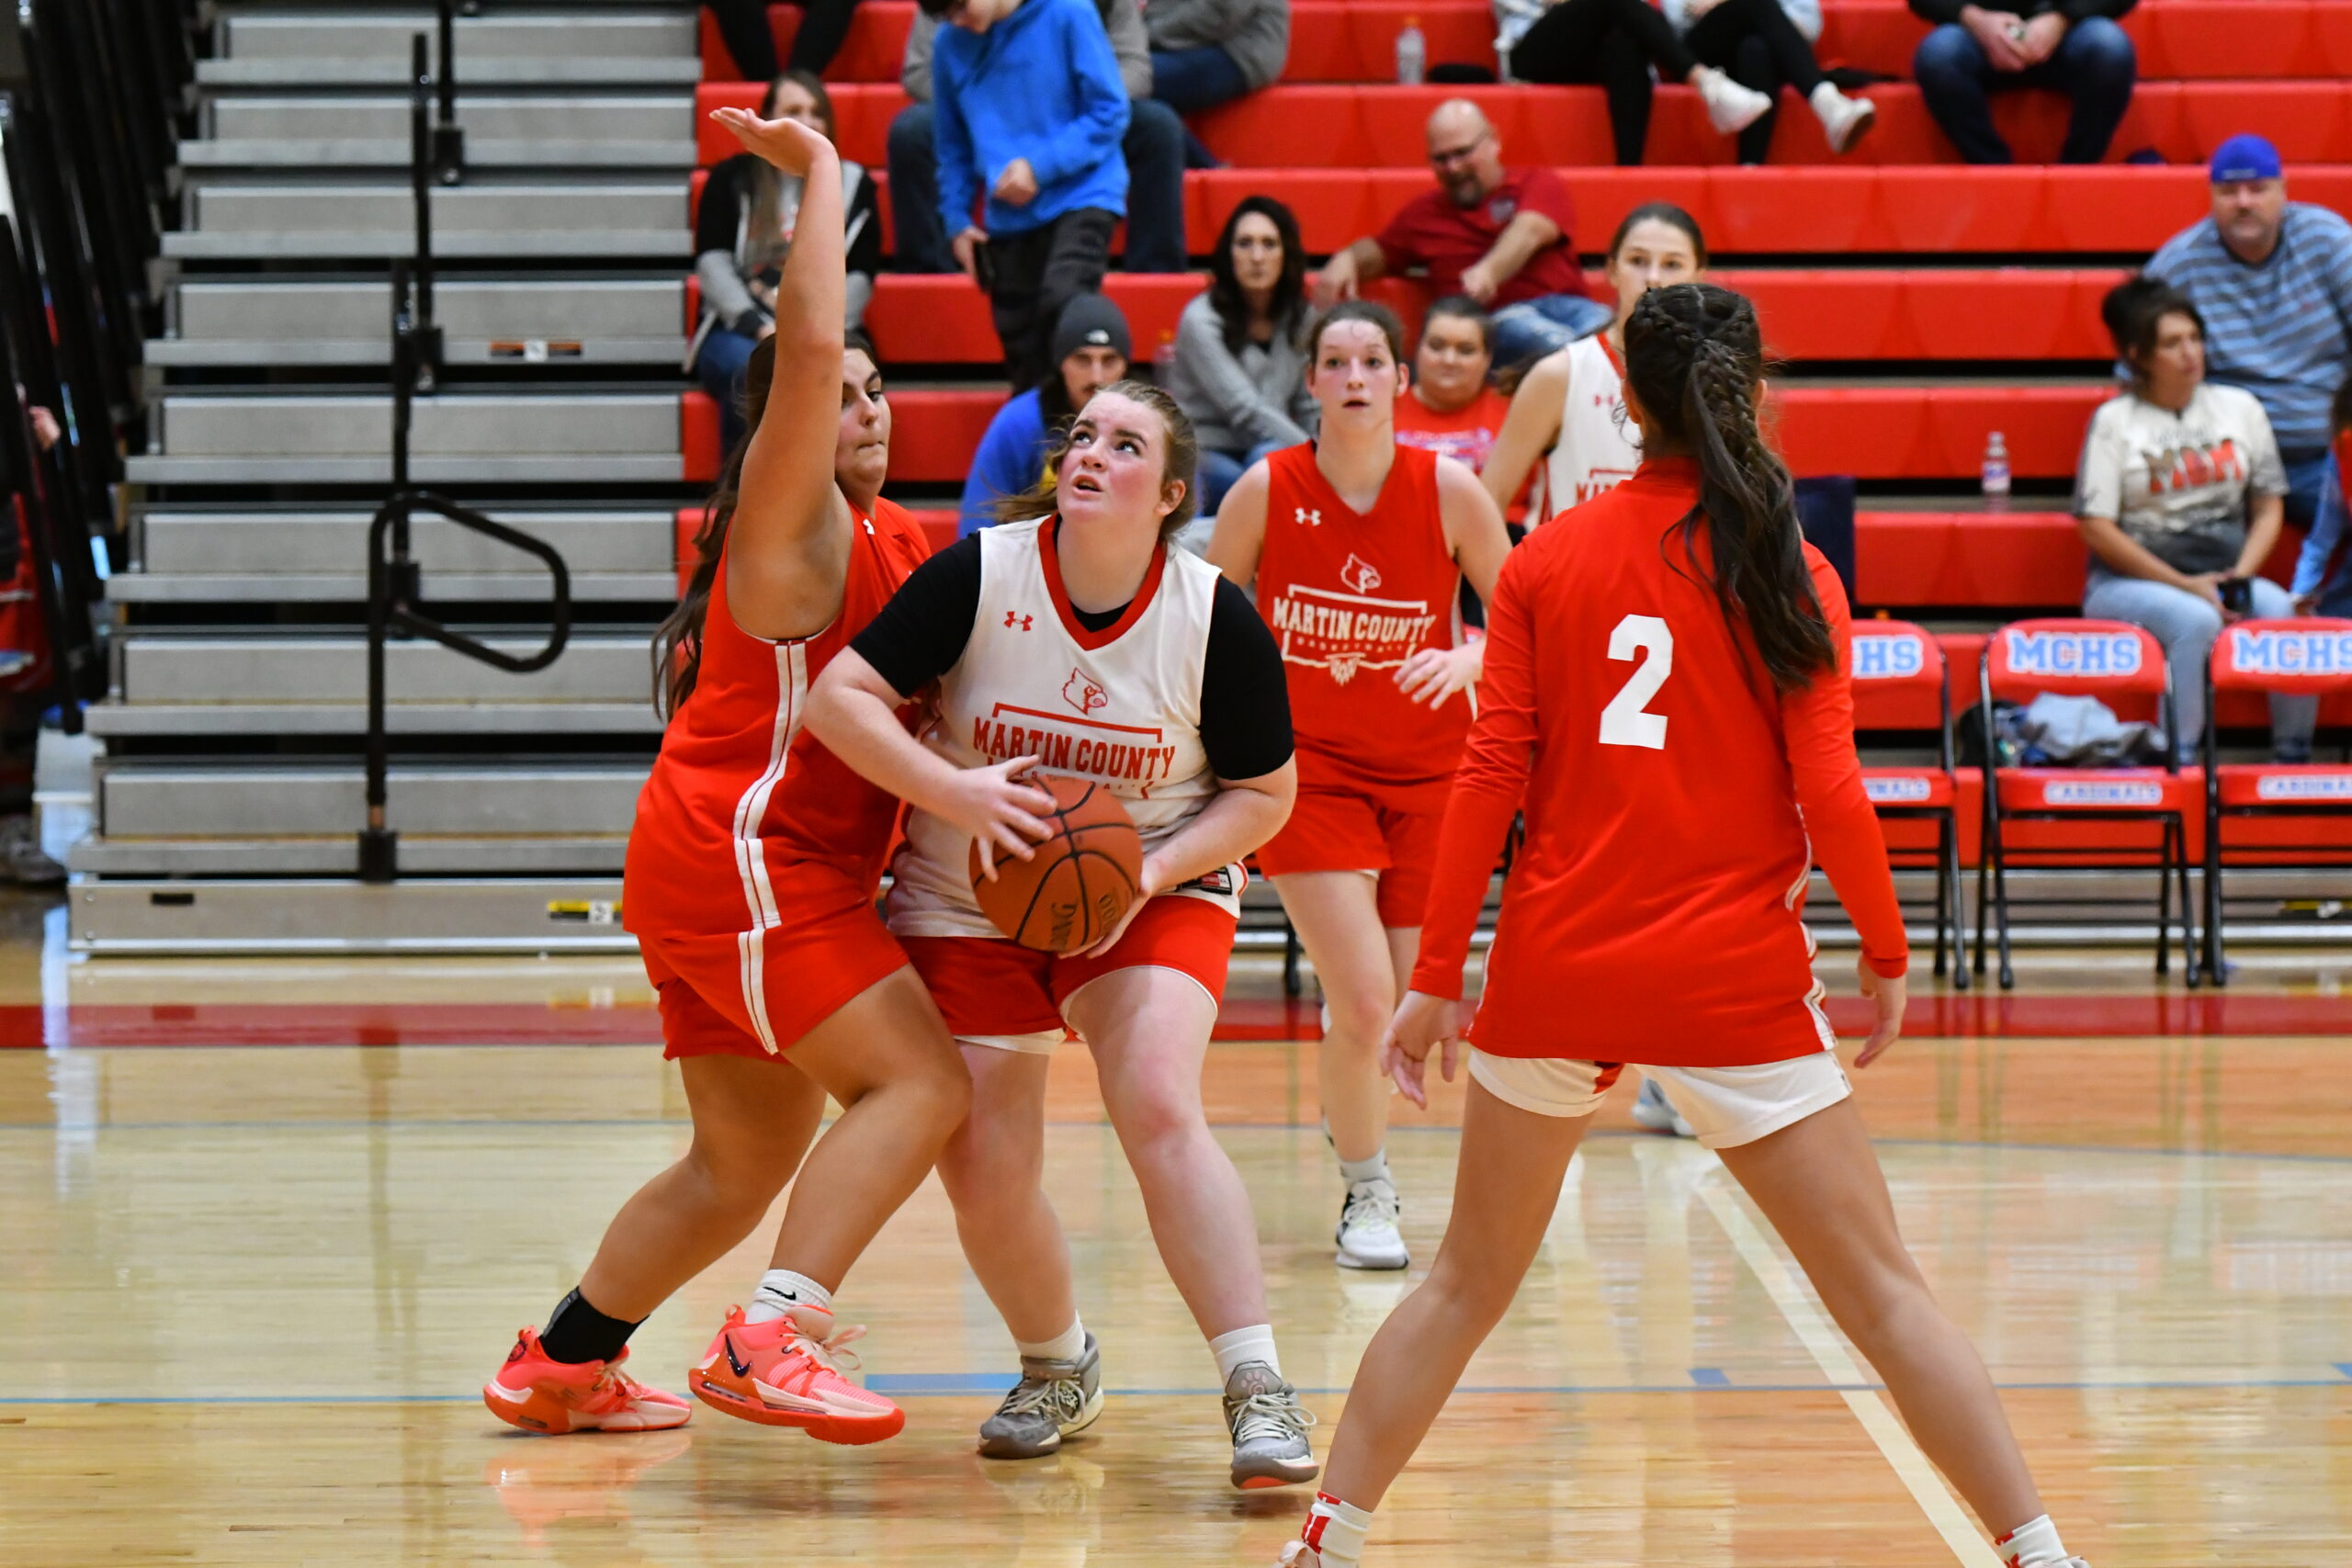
[{"left": 1621, "top": 283, "right": 1832, "bottom": 693}]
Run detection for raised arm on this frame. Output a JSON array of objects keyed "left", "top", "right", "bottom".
[
  {"left": 707, "top": 109, "right": 852, "bottom": 641},
  {"left": 1481, "top": 348, "right": 1568, "bottom": 519}
]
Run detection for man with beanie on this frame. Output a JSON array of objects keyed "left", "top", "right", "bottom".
[
  {"left": 959, "top": 294, "right": 1132, "bottom": 536},
  {"left": 2150, "top": 134, "right": 2352, "bottom": 610},
  {"left": 1908, "top": 0, "right": 2136, "bottom": 164},
  {"left": 922, "top": 0, "right": 1130, "bottom": 390}
]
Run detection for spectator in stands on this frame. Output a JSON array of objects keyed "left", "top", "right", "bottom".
[
  {"left": 2298, "top": 380, "right": 2352, "bottom": 615},
  {"left": 704, "top": 1, "right": 864, "bottom": 79},
  {"left": 1494, "top": 0, "right": 1792, "bottom": 165},
  {"left": 1392, "top": 297, "right": 1512, "bottom": 475},
  {"left": 1312, "top": 100, "right": 1606, "bottom": 369},
  {"left": 1662, "top": 0, "right": 1877, "bottom": 162},
  {"left": 959, "top": 294, "right": 1132, "bottom": 535},
  {"left": 1907, "top": 0, "right": 2137, "bottom": 164},
  {"left": 1167, "top": 197, "right": 1317, "bottom": 515},
  {"left": 2075, "top": 276, "right": 2314, "bottom": 761},
  {"left": 1143, "top": 0, "right": 1289, "bottom": 120},
  {"left": 690, "top": 70, "right": 882, "bottom": 455},
  {"left": 889, "top": 0, "right": 1187, "bottom": 277},
  {"left": 2145, "top": 136, "right": 2352, "bottom": 615}
]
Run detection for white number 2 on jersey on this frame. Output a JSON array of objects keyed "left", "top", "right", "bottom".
[{"left": 1600, "top": 615, "right": 1672, "bottom": 750}]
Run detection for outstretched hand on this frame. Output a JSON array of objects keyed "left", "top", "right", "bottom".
[{"left": 710, "top": 107, "right": 833, "bottom": 178}]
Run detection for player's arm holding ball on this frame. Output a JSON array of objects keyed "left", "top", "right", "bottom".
[{"left": 1396, "top": 456, "right": 1512, "bottom": 708}]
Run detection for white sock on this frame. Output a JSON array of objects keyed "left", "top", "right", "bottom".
[
  {"left": 1995, "top": 1515, "right": 2069, "bottom": 1568},
  {"left": 1015, "top": 1319, "right": 1087, "bottom": 1363},
  {"left": 743, "top": 1269, "right": 831, "bottom": 1325},
  {"left": 1209, "top": 1323, "right": 1281, "bottom": 1384},
  {"left": 1338, "top": 1149, "right": 1389, "bottom": 1186},
  {"left": 1301, "top": 1491, "right": 1373, "bottom": 1565}
]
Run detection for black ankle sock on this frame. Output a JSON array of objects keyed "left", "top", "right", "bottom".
[{"left": 538, "top": 1287, "right": 642, "bottom": 1365}]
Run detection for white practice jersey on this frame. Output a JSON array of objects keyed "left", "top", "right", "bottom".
[
  {"left": 1542, "top": 333, "right": 1642, "bottom": 520},
  {"left": 887, "top": 517, "right": 1240, "bottom": 939}
]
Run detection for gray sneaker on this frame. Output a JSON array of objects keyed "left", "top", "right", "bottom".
[
  {"left": 977, "top": 1333, "right": 1104, "bottom": 1460},
  {"left": 1223, "top": 1361, "right": 1317, "bottom": 1489},
  {"left": 0, "top": 816, "right": 62, "bottom": 888}
]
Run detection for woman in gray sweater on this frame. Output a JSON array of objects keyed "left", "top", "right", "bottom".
[{"left": 1167, "top": 196, "right": 1318, "bottom": 514}]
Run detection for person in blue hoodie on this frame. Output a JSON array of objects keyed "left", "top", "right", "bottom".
[
  {"left": 958, "top": 294, "right": 1131, "bottom": 536},
  {"left": 924, "top": 0, "right": 1129, "bottom": 390}
]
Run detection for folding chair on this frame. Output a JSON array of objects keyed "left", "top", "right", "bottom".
[
  {"left": 1977, "top": 618, "right": 2197, "bottom": 989},
  {"left": 2201, "top": 617, "right": 2352, "bottom": 985},
  {"left": 1847, "top": 621, "right": 1967, "bottom": 987}
]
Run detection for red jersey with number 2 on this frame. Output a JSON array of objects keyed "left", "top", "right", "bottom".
[
  {"left": 1257, "top": 442, "right": 1465, "bottom": 787},
  {"left": 1411, "top": 457, "right": 1907, "bottom": 1068}
]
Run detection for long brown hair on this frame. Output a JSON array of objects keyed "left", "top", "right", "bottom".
[
  {"left": 742, "top": 71, "right": 840, "bottom": 274},
  {"left": 992, "top": 378, "right": 1200, "bottom": 540},
  {"left": 1621, "top": 283, "right": 1832, "bottom": 693},
  {"left": 654, "top": 332, "right": 879, "bottom": 716}
]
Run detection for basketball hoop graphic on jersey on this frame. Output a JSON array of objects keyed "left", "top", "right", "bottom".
[
  {"left": 1340, "top": 554, "right": 1382, "bottom": 594},
  {"left": 1295, "top": 507, "right": 1322, "bottom": 527},
  {"left": 1062, "top": 668, "right": 1109, "bottom": 715}
]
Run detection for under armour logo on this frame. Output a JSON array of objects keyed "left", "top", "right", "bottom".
[
  {"left": 861, "top": 517, "right": 876, "bottom": 536},
  {"left": 1340, "top": 553, "right": 1382, "bottom": 594},
  {"left": 1295, "top": 507, "right": 1322, "bottom": 527},
  {"left": 1062, "top": 667, "right": 1108, "bottom": 715},
  {"left": 1003, "top": 611, "right": 1034, "bottom": 631}
]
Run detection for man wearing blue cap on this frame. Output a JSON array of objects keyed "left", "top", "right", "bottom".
[{"left": 2149, "top": 134, "right": 2352, "bottom": 612}]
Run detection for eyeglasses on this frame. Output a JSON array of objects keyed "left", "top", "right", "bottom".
[{"left": 1427, "top": 130, "right": 1490, "bottom": 168}]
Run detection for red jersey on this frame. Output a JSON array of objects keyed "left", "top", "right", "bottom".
[
  {"left": 625, "top": 497, "right": 931, "bottom": 936},
  {"left": 1392, "top": 388, "right": 1513, "bottom": 475},
  {"left": 1258, "top": 442, "right": 1467, "bottom": 789},
  {"left": 1411, "top": 458, "right": 1907, "bottom": 1068}
]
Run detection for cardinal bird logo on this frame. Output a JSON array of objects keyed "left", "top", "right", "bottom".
[
  {"left": 1062, "top": 668, "right": 1109, "bottom": 715},
  {"left": 1340, "top": 553, "right": 1382, "bottom": 594}
]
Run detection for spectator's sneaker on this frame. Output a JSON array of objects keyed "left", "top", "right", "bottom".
[
  {"left": 1695, "top": 67, "right": 1773, "bottom": 135},
  {"left": 0, "top": 815, "right": 64, "bottom": 887},
  {"left": 1631, "top": 1076, "right": 1695, "bottom": 1139},
  {"left": 1333, "top": 1177, "right": 1408, "bottom": 1270},
  {"left": 686, "top": 1303, "right": 905, "bottom": 1444},
  {"left": 1224, "top": 1362, "right": 1317, "bottom": 1489},
  {"left": 978, "top": 1332, "right": 1105, "bottom": 1459},
  {"left": 1809, "top": 82, "right": 1878, "bottom": 154},
  {"left": 481, "top": 1328, "right": 692, "bottom": 1435}
]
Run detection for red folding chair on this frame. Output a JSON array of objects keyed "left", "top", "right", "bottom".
[
  {"left": 1978, "top": 618, "right": 2197, "bottom": 989},
  {"left": 2201, "top": 617, "right": 2352, "bottom": 985},
  {"left": 1847, "top": 620, "right": 1967, "bottom": 988}
]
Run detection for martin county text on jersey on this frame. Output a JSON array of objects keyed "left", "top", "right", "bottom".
[
  {"left": 965, "top": 687, "right": 1185, "bottom": 794},
  {"left": 1268, "top": 554, "right": 1443, "bottom": 688}
]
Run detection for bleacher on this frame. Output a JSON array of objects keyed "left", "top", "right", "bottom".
[{"left": 65, "top": 0, "right": 2352, "bottom": 952}]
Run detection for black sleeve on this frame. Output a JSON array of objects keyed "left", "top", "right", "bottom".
[
  {"left": 1198, "top": 575, "right": 1295, "bottom": 781},
  {"left": 850, "top": 533, "right": 984, "bottom": 696},
  {"left": 695, "top": 155, "right": 749, "bottom": 259},
  {"left": 1906, "top": 0, "right": 1963, "bottom": 22},
  {"left": 845, "top": 168, "right": 885, "bottom": 283}
]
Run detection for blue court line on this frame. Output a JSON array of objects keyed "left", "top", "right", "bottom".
[
  {"left": 9, "top": 1375, "right": 2352, "bottom": 1407},
  {"left": 1688, "top": 1368, "right": 1731, "bottom": 1388}
]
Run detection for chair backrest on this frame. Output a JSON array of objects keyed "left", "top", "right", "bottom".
[
  {"left": 1846, "top": 618, "right": 1949, "bottom": 738},
  {"left": 1982, "top": 616, "right": 2174, "bottom": 766},
  {"left": 2209, "top": 617, "right": 2352, "bottom": 697}
]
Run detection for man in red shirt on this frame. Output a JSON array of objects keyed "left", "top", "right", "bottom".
[{"left": 1312, "top": 99, "right": 1611, "bottom": 372}]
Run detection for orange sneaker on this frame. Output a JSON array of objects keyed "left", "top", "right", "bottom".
[
  {"left": 686, "top": 1303, "right": 905, "bottom": 1445},
  {"left": 482, "top": 1328, "right": 693, "bottom": 1435}
]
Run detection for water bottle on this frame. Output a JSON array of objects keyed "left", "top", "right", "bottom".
[
  {"left": 1981, "top": 430, "right": 2011, "bottom": 512},
  {"left": 1396, "top": 17, "right": 1426, "bottom": 85},
  {"left": 1152, "top": 329, "right": 1177, "bottom": 386}
]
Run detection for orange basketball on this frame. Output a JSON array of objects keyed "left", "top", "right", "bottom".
[{"left": 967, "top": 775, "right": 1144, "bottom": 953}]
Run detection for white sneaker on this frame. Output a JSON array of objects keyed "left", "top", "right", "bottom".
[
  {"left": 1631, "top": 1076, "right": 1694, "bottom": 1139},
  {"left": 1809, "top": 81, "right": 1877, "bottom": 154},
  {"left": 1333, "top": 1177, "right": 1408, "bottom": 1270},
  {"left": 1696, "top": 67, "right": 1773, "bottom": 135}
]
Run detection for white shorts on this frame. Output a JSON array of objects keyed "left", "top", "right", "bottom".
[{"left": 1466, "top": 1047, "right": 1852, "bottom": 1150}]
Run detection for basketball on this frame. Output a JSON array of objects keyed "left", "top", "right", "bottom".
[{"left": 967, "top": 774, "right": 1144, "bottom": 953}]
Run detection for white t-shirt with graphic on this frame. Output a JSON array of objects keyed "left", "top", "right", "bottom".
[{"left": 2074, "top": 382, "right": 2288, "bottom": 575}]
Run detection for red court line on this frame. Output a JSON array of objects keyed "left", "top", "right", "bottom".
[{"left": 2, "top": 993, "right": 2349, "bottom": 1048}]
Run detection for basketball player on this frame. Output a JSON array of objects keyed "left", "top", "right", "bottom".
[
  {"left": 1480, "top": 200, "right": 1711, "bottom": 1138},
  {"left": 1205, "top": 301, "right": 1512, "bottom": 1272},
  {"left": 1278, "top": 284, "right": 2092, "bottom": 1568},
  {"left": 805, "top": 382, "right": 1319, "bottom": 1487},
  {"left": 482, "top": 107, "right": 985, "bottom": 1444}
]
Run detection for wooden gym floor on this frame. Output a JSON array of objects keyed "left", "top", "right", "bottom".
[{"left": 3, "top": 893, "right": 2349, "bottom": 1566}]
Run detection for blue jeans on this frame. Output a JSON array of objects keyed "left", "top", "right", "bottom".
[
  {"left": 886, "top": 99, "right": 1189, "bottom": 274},
  {"left": 2083, "top": 566, "right": 2316, "bottom": 760},
  {"left": 1488, "top": 293, "right": 1615, "bottom": 369},
  {"left": 2283, "top": 448, "right": 2352, "bottom": 614},
  {"left": 1151, "top": 45, "right": 1247, "bottom": 115},
  {"left": 695, "top": 324, "right": 759, "bottom": 457},
  {"left": 1912, "top": 17, "right": 2136, "bottom": 164},
  {"left": 1196, "top": 440, "right": 1285, "bottom": 516}
]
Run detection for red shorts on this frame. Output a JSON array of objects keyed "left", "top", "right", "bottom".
[
  {"left": 637, "top": 860, "right": 908, "bottom": 1063},
  {"left": 1255, "top": 776, "right": 1451, "bottom": 928},
  {"left": 900, "top": 894, "right": 1236, "bottom": 1052}
]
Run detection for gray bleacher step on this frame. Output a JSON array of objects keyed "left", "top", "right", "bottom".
[
  {"left": 139, "top": 509, "right": 673, "bottom": 576},
  {"left": 71, "top": 837, "right": 628, "bottom": 876},
  {"left": 67, "top": 878, "right": 636, "bottom": 956},
  {"left": 196, "top": 56, "right": 702, "bottom": 86},
  {"left": 88, "top": 702, "right": 661, "bottom": 737},
  {"left": 99, "top": 762, "right": 645, "bottom": 838},
  {"left": 109, "top": 571, "right": 676, "bottom": 602},
  {"left": 153, "top": 276, "right": 684, "bottom": 367},
  {"left": 117, "top": 634, "right": 650, "bottom": 705},
  {"left": 186, "top": 94, "right": 694, "bottom": 169},
  {"left": 124, "top": 454, "right": 684, "bottom": 482},
  {"left": 164, "top": 180, "right": 687, "bottom": 260},
  {"left": 201, "top": 8, "right": 697, "bottom": 87},
  {"left": 136, "top": 393, "right": 682, "bottom": 485}
]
